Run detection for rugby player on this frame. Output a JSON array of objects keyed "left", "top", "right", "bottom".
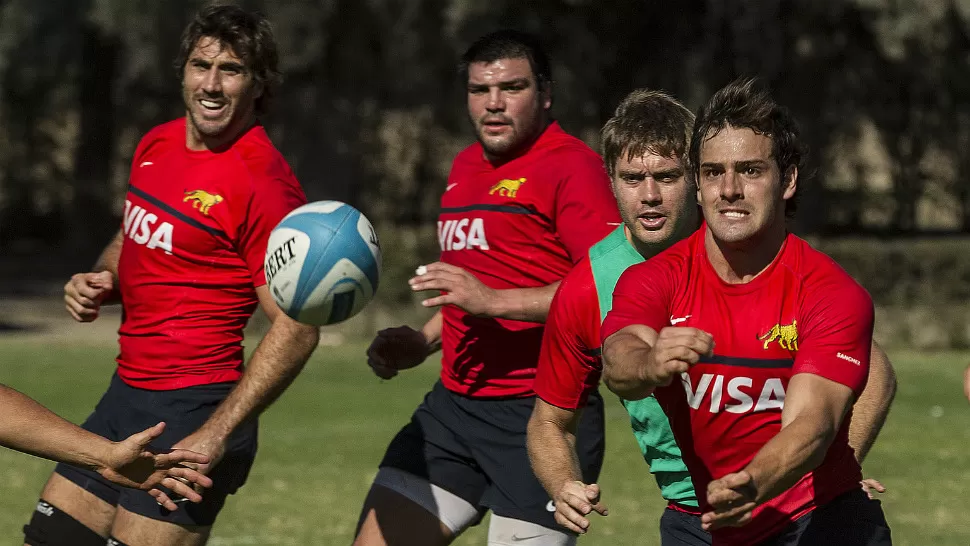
[
  {"left": 356, "top": 30, "right": 620, "bottom": 546},
  {"left": 26, "top": 5, "right": 315, "bottom": 546},
  {"left": 528, "top": 88, "right": 895, "bottom": 544},
  {"left": 601, "top": 79, "right": 893, "bottom": 545}
]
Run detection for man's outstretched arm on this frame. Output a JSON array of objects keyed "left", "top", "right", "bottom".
[
  {"left": 170, "top": 285, "right": 320, "bottom": 470},
  {"left": 702, "top": 373, "right": 854, "bottom": 530}
]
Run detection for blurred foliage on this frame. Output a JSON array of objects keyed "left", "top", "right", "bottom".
[{"left": 0, "top": 0, "right": 968, "bottom": 306}]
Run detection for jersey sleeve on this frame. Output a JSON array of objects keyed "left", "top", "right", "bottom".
[
  {"left": 601, "top": 259, "right": 676, "bottom": 343},
  {"left": 534, "top": 266, "right": 602, "bottom": 409},
  {"left": 793, "top": 276, "right": 874, "bottom": 394},
  {"left": 553, "top": 151, "right": 621, "bottom": 263},
  {"left": 237, "top": 162, "right": 308, "bottom": 286}
]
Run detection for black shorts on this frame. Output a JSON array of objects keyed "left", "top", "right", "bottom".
[
  {"left": 53, "top": 373, "right": 258, "bottom": 526},
  {"left": 379, "top": 380, "right": 605, "bottom": 531},
  {"left": 760, "top": 488, "right": 892, "bottom": 546},
  {"left": 660, "top": 506, "right": 710, "bottom": 546}
]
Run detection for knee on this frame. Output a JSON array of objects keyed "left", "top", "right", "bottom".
[{"left": 23, "top": 501, "right": 107, "bottom": 546}]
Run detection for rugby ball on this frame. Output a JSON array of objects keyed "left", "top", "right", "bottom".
[{"left": 264, "top": 201, "right": 381, "bottom": 326}]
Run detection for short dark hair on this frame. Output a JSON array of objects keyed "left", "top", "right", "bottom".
[
  {"left": 174, "top": 2, "right": 281, "bottom": 115},
  {"left": 688, "top": 77, "right": 806, "bottom": 216},
  {"left": 459, "top": 30, "right": 552, "bottom": 90},
  {"left": 601, "top": 89, "right": 695, "bottom": 179}
]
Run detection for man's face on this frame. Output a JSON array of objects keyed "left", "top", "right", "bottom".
[
  {"left": 466, "top": 57, "right": 551, "bottom": 161},
  {"left": 612, "top": 150, "right": 696, "bottom": 256},
  {"left": 696, "top": 125, "right": 795, "bottom": 246},
  {"left": 182, "top": 37, "right": 261, "bottom": 150}
]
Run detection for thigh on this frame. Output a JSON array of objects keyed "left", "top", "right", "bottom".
[
  {"left": 660, "top": 507, "right": 711, "bottom": 546},
  {"left": 116, "top": 385, "right": 258, "bottom": 527},
  {"left": 359, "top": 384, "right": 489, "bottom": 543},
  {"left": 795, "top": 489, "right": 893, "bottom": 546},
  {"left": 40, "top": 377, "right": 126, "bottom": 536},
  {"left": 378, "top": 383, "right": 489, "bottom": 508},
  {"left": 464, "top": 396, "right": 565, "bottom": 531},
  {"left": 36, "top": 473, "right": 118, "bottom": 539},
  {"left": 110, "top": 506, "right": 210, "bottom": 546},
  {"left": 762, "top": 489, "right": 893, "bottom": 546}
]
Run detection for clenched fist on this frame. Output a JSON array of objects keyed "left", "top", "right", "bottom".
[{"left": 64, "top": 271, "right": 114, "bottom": 322}]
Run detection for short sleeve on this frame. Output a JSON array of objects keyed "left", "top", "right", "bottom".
[
  {"left": 237, "top": 174, "right": 308, "bottom": 286},
  {"left": 534, "top": 267, "right": 602, "bottom": 409},
  {"left": 794, "top": 278, "right": 874, "bottom": 394},
  {"left": 554, "top": 151, "right": 621, "bottom": 263},
  {"left": 601, "top": 260, "right": 676, "bottom": 344}
]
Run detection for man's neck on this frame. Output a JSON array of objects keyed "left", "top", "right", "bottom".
[
  {"left": 704, "top": 224, "right": 787, "bottom": 285},
  {"left": 186, "top": 115, "right": 256, "bottom": 152}
]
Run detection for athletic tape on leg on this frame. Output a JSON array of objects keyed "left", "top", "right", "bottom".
[
  {"left": 373, "top": 467, "right": 481, "bottom": 534},
  {"left": 22, "top": 501, "right": 107, "bottom": 546}
]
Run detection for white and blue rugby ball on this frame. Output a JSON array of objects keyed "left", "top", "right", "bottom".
[{"left": 264, "top": 201, "right": 381, "bottom": 326}]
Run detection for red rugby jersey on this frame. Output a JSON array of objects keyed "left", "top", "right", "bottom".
[
  {"left": 116, "top": 119, "right": 307, "bottom": 390},
  {"left": 601, "top": 228, "right": 874, "bottom": 546},
  {"left": 533, "top": 257, "right": 601, "bottom": 409},
  {"left": 437, "top": 122, "right": 620, "bottom": 398}
]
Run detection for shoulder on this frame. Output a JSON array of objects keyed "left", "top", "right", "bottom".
[
  {"left": 787, "top": 235, "right": 873, "bottom": 308},
  {"left": 230, "top": 126, "right": 301, "bottom": 192},
  {"left": 134, "top": 118, "right": 184, "bottom": 160},
  {"left": 543, "top": 132, "right": 604, "bottom": 171},
  {"left": 450, "top": 142, "right": 484, "bottom": 172},
  {"left": 551, "top": 257, "right": 599, "bottom": 325}
]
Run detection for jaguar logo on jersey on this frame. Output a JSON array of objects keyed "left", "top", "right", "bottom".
[
  {"left": 438, "top": 218, "right": 490, "bottom": 251},
  {"left": 123, "top": 200, "right": 174, "bottom": 254},
  {"left": 682, "top": 373, "right": 786, "bottom": 414},
  {"left": 760, "top": 320, "right": 798, "bottom": 350},
  {"left": 183, "top": 189, "right": 224, "bottom": 215},
  {"left": 488, "top": 177, "right": 526, "bottom": 198}
]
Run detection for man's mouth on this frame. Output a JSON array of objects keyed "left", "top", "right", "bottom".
[{"left": 638, "top": 212, "right": 667, "bottom": 230}]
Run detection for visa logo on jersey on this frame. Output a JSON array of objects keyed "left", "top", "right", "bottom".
[
  {"left": 681, "top": 373, "right": 786, "bottom": 414},
  {"left": 438, "top": 218, "right": 490, "bottom": 251},
  {"left": 123, "top": 200, "right": 174, "bottom": 254}
]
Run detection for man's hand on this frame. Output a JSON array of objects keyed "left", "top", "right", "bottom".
[
  {"left": 409, "top": 262, "right": 495, "bottom": 315},
  {"left": 161, "top": 427, "right": 227, "bottom": 506},
  {"left": 64, "top": 271, "right": 114, "bottom": 322},
  {"left": 645, "top": 327, "right": 715, "bottom": 386},
  {"left": 97, "top": 422, "right": 214, "bottom": 511},
  {"left": 861, "top": 478, "right": 886, "bottom": 499},
  {"left": 366, "top": 326, "right": 430, "bottom": 379},
  {"left": 702, "top": 471, "right": 758, "bottom": 531},
  {"left": 553, "top": 481, "right": 608, "bottom": 534}
]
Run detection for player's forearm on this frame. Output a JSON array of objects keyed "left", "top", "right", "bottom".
[
  {"left": 0, "top": 384, "right": 110, "bottom": 471},
  {"left": 93, "top": 230, "right": 124, "bottom": 304},
  {"left": 421, "top": 310, "right": 443, "bottom": 355},
  {"left": 743, "top": 415, "right": 838, "bottom": 505},
  {"left": 848, "top": 342, "right": 897, "bottom": 463},
  {"left": 602, "top": 333, "right": 655, "bottom": 401},
  {"left": 201, "top": 317, "right": 319, "bottom": 440},
  {"left": 527, "top": 413, "right": 583, "bottom": 498},
  {"left": 486, "top": 282, "right": 560, "bottom": 323}
]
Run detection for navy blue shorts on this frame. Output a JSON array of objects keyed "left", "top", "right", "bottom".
[
  {"left": 53, "top": 373, "right": 258, "bottom": 526},
  {"left": 379, "top": 380, "right": 605, "bottom": 531},
  {"left": 661, "top": 506, "right": 710, "bottom": 546},
  {"left": 760, "top": 488, "right": 892, "bottom": 546}
]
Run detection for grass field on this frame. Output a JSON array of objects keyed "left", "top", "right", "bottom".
[{"left": 0, "top": 337, "right": 968, "bottom": 545}]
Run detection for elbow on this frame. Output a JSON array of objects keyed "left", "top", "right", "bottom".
[{"left": 602, "top": 366, "right": 654, "bottom": 401}]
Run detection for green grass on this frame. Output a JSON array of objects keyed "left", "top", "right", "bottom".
[{"left": 0, "top": 338, "right": 968, "bottom": 545}]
